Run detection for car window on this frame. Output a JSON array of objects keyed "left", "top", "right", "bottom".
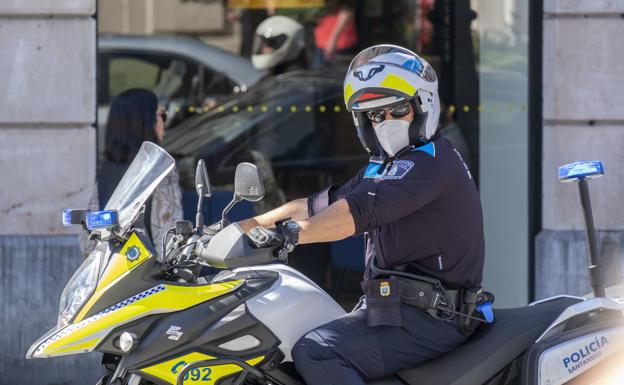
[
  {"left": 203, "top": 67, "right": 236, "bottom": 96},
  {"left": 105, "top": 52, "right": 195, "bottom": 103},
  {"left": 108, "top": 57, "right": 161, "bottom": 98},
  {"left": 152, "top": 60, "right": 186, "bottom": 99}
]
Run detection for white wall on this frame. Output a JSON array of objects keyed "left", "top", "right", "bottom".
[
  {"left": 542, "top": 4, "right": 624, "bottom": 231},
  {"left": 0, "top": 1, "right": 99, "bottom": 383},
  {"left": 0, "top": 5, "right": 96, "bottom": 235},
  {"left": 98, "top": 0, "right": 226, "bottom": 35},
  {"left": 536, "top": 0, "right": 624, "bottom": 300}
]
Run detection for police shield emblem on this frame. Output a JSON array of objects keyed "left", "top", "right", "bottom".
[{"left": 380, "top": 281, "right": 391, "bottom": 297}]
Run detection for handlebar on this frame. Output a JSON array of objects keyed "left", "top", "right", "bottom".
[
  {"left": 162, "top": 221, "right": 290, "bottom": 280},
  {"left": 192, "top": 223, "right": 286, "bottom": 269}
]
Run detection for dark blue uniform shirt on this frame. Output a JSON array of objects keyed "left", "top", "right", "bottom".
[{"left": 308, "top": 136, "right": 485, "bottom": 288}]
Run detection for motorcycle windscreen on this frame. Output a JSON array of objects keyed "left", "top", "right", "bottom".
[{"left": 104, "top": 141, "right": 175, "bottom": 233}]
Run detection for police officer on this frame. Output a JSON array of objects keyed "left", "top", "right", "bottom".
[{"left": 238, "top": 44, "right": 485, "bottom": 385}]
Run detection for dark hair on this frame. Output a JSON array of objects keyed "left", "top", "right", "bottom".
[{"left": 105, "top": 88, "right": 159, "bottom": 163}]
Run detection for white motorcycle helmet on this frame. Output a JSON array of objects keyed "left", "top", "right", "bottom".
[
  {"left": 343, "top": 44, "right": 440, "bottom": 159},
  {"left": 252, "top": 16, "right": 305, "bottom": 71}
]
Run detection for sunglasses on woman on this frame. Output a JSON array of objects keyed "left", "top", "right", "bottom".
[
  {"left": 158, "top": 110, "right": 168, "bottom": 121},
  {"left": 366, "top": 102, "right": 412, "bottom": 123}
]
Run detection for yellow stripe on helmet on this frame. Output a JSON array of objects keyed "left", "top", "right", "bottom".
[
  {"left": 343, "top": 82, "right": 354, "bottom": 107},
  {"left": 380, "top": 73, "right": 416, "bottom": 97}
]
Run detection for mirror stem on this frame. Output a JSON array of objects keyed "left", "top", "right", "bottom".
[
  {"left": 220, "top": 196, "right": 241, "bottom": 229},
  {"left": 196, "top": 188, "right": 205, "bottom": 233}
]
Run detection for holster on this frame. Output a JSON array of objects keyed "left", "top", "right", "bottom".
[{"left": 457, "top": 287, "right": 495, "bottom": 336}]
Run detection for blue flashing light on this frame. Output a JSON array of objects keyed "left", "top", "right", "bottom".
[
  {"left": 85, "top": 210, "right": 119, "bottom": 230},
  {"left": 62, "top": 209, "right": 73, "bottom": 227},
  {"left": 558, "top": 161, "right": 604, "bottom": 182},
  {"left": 477, "top": 302, "right": 494, "bottom": 323}
]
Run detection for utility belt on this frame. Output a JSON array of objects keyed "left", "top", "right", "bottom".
[{"left": 362, "top": 259, "right": 495, "bottom": 336}]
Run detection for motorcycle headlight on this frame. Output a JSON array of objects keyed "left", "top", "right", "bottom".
[{"left": 57, "top": 246, "right": 104, "bottom": 328}]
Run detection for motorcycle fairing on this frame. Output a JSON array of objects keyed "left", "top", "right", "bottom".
[
  {"left": 28, "top": 280, "right": 243, "bottom": 358},
  {"left": 122, "top": 273, "right": 280, "bottom": 370},
  {"left": 139, "top": 352, "right": 265, "bottom": 385},
  {"left": 74, "top": 231, "right": 155, "bottom": 323},
  {"left": 522, "top": 299, "right": 624, "bottom": 385},
  {"left": 535, "top": 326, "right": 624, "bottom": 385},
  {"left": 238, "top": 264, "right": 347, "bottom": 361},
  {"left": 535, "top": 296, "right": 624, "bottom": 342}
]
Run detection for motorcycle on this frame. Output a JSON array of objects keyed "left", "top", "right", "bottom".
[{"left": 27, "top": 142, "right": 624, "bottom": 385}]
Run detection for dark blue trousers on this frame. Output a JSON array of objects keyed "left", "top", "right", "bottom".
[{"left": 292, "top": 303, "right": 467, "bottom": 385}]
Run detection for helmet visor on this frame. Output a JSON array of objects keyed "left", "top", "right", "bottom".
[{"left": 253, "top": 34, "right": 288, "bottom": 55}]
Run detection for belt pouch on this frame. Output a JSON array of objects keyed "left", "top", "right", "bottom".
[
  {"left": 361, "top": 277, "right": 403, "bottom": 327},
  {"left": 397, "top": 277, "right": 435, "bottom": 309}
]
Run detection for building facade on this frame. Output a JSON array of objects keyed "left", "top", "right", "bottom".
[{"left": 1, "top": 0, "right": 623, "bottom": 383}]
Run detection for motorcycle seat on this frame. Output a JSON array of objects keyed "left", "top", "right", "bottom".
[{"left": 396, "top": 296, "right": 582, "bottom": 385}]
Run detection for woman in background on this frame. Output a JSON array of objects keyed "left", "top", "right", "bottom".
[{"left": 81, "top": 88, "right": 183, "bottom": 254}]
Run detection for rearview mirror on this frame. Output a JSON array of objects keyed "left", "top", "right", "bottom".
[
  {"left": 234, "top": 163, "right": 265, "bottom": 202},
  {"left": 195, "top": 159, "right": 211, "bottom": 198}
]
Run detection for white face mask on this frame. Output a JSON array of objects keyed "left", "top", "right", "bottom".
[{"left": 374, "top": 119, "right": 411, "bottom": 157}]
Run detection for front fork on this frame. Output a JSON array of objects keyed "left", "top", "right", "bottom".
[
  {"left": 125, "top": 374, "right": 143, "bottom": 385},
  {"left": 97, "top": 355, "right": 145, "bottom": 385},
  {"left": 96, "top": 374, "right": 142, "bottom": 385}
]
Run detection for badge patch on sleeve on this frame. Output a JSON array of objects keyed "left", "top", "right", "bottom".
[{"left": 383, "top": 160, "right": 415, "bottom": 180}]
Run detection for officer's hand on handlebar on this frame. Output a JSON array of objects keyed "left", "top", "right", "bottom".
[
  {"left": 247, "top": 219, "right": 300, "bottom": 253},
  {"left": 248, "top": 227, "right": 285, "bottom": 249}
]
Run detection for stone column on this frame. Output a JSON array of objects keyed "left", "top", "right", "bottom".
[
  {"left": 537, "top": 0, "right": 624, "bottom": 299},
  {"left": 0, "top": 1, "right": 100, "bottom": 383}
]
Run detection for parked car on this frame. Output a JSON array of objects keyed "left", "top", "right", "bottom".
[{"left": 97, "top": 33, "right": 266, "bottom": 156}]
